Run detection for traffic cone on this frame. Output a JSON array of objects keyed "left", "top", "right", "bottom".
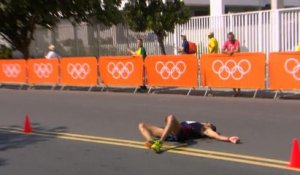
[
  {"left": 23, "top": 114, "right": 32, "bottom": 133},
  {"left": 289, "top": 138, "right": 300, "bottom": 168}
]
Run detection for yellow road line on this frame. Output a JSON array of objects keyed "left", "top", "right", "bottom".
[
  {"left": 174, "top": 147, "right": 288, "bottom": 164},
  {"left": 0, "top": 127, "right": 299, "bottom": 172}
]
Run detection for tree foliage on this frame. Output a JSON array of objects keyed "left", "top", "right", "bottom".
[
  {"left": 0, "top": 0, "right": 122, "bottom": 58},
  {"left": 124, "top": 0, "right": 191, "bottom": 54}
]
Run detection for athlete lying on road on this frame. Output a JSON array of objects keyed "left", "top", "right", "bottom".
[{"left": 138, "top": 114, "right": 240, "bottom": 151}]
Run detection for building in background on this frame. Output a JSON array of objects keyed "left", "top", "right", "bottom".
[
  {"left": 121, "top": 0, "right": 300, "bottom": 16},
  {"left": 185, "top": 0, "right": 300, "bottom": 16}
]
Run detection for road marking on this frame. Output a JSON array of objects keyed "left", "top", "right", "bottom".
[{"left": 0, "top": 127, "right": 299, "bottom": 172}]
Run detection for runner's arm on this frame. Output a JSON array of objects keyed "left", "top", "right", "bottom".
[{"left": 203, "top": 128, "right": 240, "bottom": 144}]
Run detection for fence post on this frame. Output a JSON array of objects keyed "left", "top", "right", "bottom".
[
  {"left": 258, "top": 11, "right": 263, "bottom": 52},
  {"left": 96, "top": 24, "right": 100, "bottom": 57},
  {"left": 73, "top": 24, "right": 79, "bottom": 56},
  {"left": 174, "top": 25, "right": 178, "bottom": 55},
  {"left": 229, "top": 13, "right": 234, "bottom": 32},
  {"left": 272, "top": 9, "right": 281, "bottom": 52}
]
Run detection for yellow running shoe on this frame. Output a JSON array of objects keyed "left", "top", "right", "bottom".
[{"left": 151, "top": 140, "right": 162, "bottom": 152}]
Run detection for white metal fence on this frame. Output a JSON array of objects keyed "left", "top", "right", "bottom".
[{"left": 30, "top": 7, "right": 300, "bottom": 58}]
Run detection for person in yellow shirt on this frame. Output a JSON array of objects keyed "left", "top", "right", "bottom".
[
  {"left": 207, "top": 32, "right": 219, "bottom": 54},
  {"left": 296, "top": 44, "right": 300, "bottom": 51},
  {"left": 127, "top": 38, "right": 147, "bottom": 90},
  {"left": 127, "top": 38, "right": 147, "bottom": 59}
]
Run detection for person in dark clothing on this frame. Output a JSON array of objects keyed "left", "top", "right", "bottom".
[{"left": 178, "top": 34, "right": 189, "bottom": 54}]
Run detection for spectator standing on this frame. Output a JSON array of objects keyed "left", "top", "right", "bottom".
[
  {"left": 127, "top": 38, "right": 147, "bottom": 90},
  {"left": 45, "top": 44, "right": 61, "bottom": 59},
  {"left": 222, "top": 32, "right": 241, "bottom": 97},
  {"left": 207, "top": 32, "right": 219, "bottom": 54},
  {"left": 178, "top": 33, "right": 189, "bottom": 54},
  {"left": 222, "top": 32, "right": 240, "bottom": 55},
  {"left": 127, "top": 38, "right": 147, "bottom": 59}
]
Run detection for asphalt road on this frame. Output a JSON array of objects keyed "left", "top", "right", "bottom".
[{"left": 0, "top": 89, "right": 300, "bottom": 175}]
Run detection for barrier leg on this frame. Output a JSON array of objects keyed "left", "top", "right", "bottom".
[
  {"left": 147, "top": 87, "right": 152, "bottom": 94},
  {"left": 88, "top": 86, "right": 93, "bottom": 91},
  {"left": 204, "top": 87, "right": 208, "bottom": 96},
  {"left": 274, "top": 90, "right": 283, "bottom": 100},
  {"left": 134, "top": 87, "right": 138, "bottom": 94},
  {"left": 273, "top": 90, "right": 280, "bottom": 99},
  {"left": 187, "top": 88, "right": 192, "bottom": 96},
  {"left": 204, "top": 87, "right": 211, "bottom": 96},
  {"left": 253, "top": 89, "right": 258, "bottom": 98}
]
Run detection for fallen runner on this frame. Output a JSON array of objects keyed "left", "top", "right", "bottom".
[{"left": 138, "top": 114, "right": 240, "bottom": 152}]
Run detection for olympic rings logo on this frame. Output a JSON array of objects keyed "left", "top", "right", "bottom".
[
  {"left": 155, "top": 61, "right": 186, "bottom": 80},
  {"left": 284, "top": 58, "right": 300, "bottom": 80},
  {"left": 107, "top": 62, "right": 134, "bottom": 79},
  {"left": 212, "top": 59, "right": 251, "bottom": 80},
  {"left": 2, "top": 64, "right": 21, "bottom": 78},
  {"left": 33, "top": 63, "right": 53, "bottom": 78},
  {"left": 67, "top": 63, "right": 90, "bottom": 80}
]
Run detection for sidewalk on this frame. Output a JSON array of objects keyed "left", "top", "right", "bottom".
[{"left": 1, "top": 84, "right": 300, "bottom": 100}]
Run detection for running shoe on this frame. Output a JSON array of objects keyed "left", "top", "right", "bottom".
[{"left": 151, "top": 140, "right": 162, "bottom": 152}]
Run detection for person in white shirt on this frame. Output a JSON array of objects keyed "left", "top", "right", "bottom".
[{"left": 45, "top": 45, "right": 60, "bottom": 59}]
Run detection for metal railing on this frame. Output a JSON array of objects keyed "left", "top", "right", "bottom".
[{"left": 29, "top": 7, "right": 300, "bottom": 58}]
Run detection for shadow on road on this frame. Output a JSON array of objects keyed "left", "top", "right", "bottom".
[
  {"left": 0, "top": 123, "right": 68, "bottom": 152},
  {"left": 0, "top": 158, "right": 6, "bottom": 167}
]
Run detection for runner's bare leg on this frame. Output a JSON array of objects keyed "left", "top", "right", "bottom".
[
  {"left": 159, "top": 115, "right": 181, "bottom": 142},
  {"left": 138, "top": 123, "right": 164, "bottom": 141}
]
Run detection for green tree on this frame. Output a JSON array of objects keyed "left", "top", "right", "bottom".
[
  {"left": 124, "top": 0, "right": 190, "bottom": 55},
  {"left": 0, "top": 0, "right": 122, "bottom": 58}
]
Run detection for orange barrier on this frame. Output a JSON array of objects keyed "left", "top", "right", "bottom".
[
  {"left": 0, "top": 59, "right": 27, "bottom": 84},
  {"left": 145, "top": 55, "right": 198, "bottom": 87},
  {"left": 60, "top": 57, "right": 97, "bottom": 86},
  {"left": 269, "top": 52, "right": 300, "bottom": 90},
  {"left": 27, "top": 58, "right": 59, "bottom": 85},
  {"left": 99, "top": 56, "right": 143, "bottom": 86},
  {"left": 200, "top": 53, "right": 265, "bottom": 89}
]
